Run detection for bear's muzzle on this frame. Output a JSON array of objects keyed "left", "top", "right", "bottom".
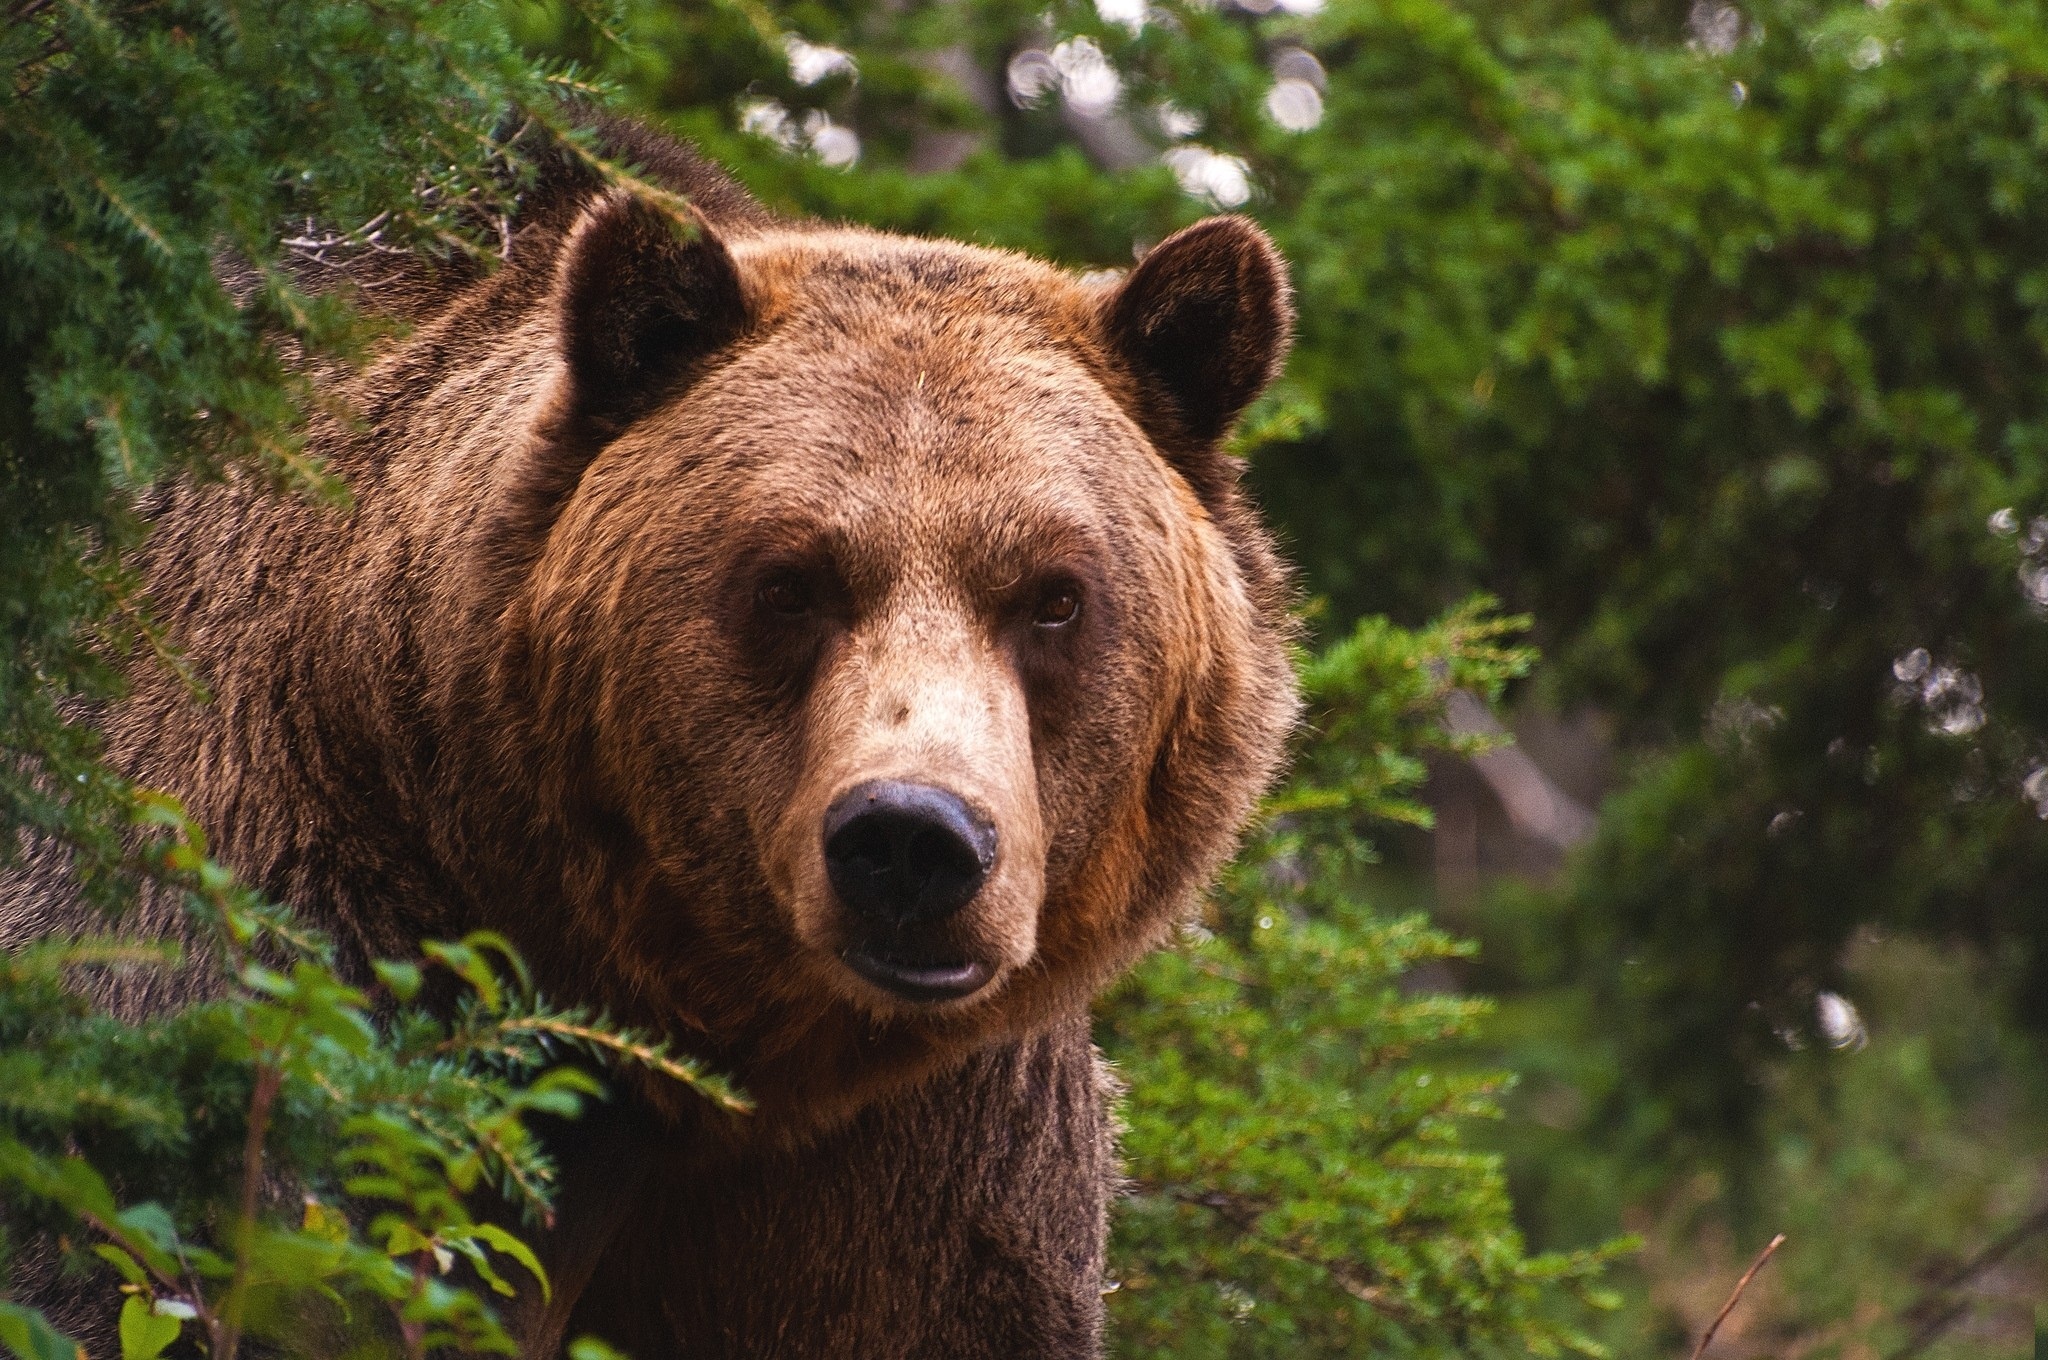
[{"left": 825, "top": 779, "right": 999, "bottom": 1001}]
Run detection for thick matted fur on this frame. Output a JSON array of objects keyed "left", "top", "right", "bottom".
[{"left": 2, "top": 118, "right": 1299, "bottom": 1357}]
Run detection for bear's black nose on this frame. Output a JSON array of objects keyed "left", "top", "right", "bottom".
[{"left": 823, "top": 780, "right": 996, "bottom": 930}]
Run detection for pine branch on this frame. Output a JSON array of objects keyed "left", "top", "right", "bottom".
[{"left": 480, "top": 1015, "right": 754, "bottom": 1113}]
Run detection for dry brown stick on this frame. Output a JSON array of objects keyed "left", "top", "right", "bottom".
[{"left": 1689, "top": 1233, "right": 1787, "bottom": 1360}]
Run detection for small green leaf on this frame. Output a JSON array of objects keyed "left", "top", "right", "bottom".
[
  {"left": 114, "top": 1203, "right": 179, "bottom": 1256},
  {"left": 446, "top": 1236, "right": 515, "bottom": 1297},
  {"left": 0, "top": 1302, "right": 83, "bottom": 1360},
  {"left": 238, "top": 962, "right": 293, "bottom": 997},
  {"left": 301, "top": 1196, "right": 349, "bottom": 1244},
  {"left": 567, "top": 1339, "right": 631, "bottom": 1360},
  {"left": 90, "top": 1245, "right": 148, "bottom": 1288},
  {"left": 372, "top": 958, "right": 422, "bottom": 1001},
  {"left": 461, "top": 930, "right": 533, "bottom": 998},
  {"left": 382, "top": 1223, "right": 432, "bottom": 1257},
  {"left": 117, "top": 1296, "right": 180, "bottom": 1360},
  {"left": 421, "top": 940, "right": 501, "bottom": 1012},
  {"left": 44, "top": 1154, "right": 120, "bottom": 1221},
  {"left": 471, "top": 1222, "right": 551, "bottom": 1302}
]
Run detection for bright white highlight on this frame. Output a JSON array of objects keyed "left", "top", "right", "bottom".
[
  {"left": 1162, "top": 145, "right": 1251, "bottom": 208},
  {"left": 738, "top": 99, "right": 860, "bottom": 168},
  {"left": 1008, "top": 39, "right": 1123, "bottom": 116},
  {"left": 784, "top": 35, "right": 857, "bottom": 87},
  {"left": 1094, "top": 0, "right": 1147, "bottom": 34},
  {"left": 1265, "top": 78, "right": 1323, "bottom": 131}
]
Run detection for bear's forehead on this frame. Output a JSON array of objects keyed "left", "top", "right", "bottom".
[
  {"left": 732, "top": 229, "right": 1096, "bottom": 338},
  {"left": 608, "top": 227, "right": 1202, "bottom": 565},
  {"left": 691, "top": 235, "right": 1144, "bottom": 482},
  {"left": 685, "top": 332, "right": 1165, "bottom": 523},
  {"left": 681, "top": 349, "right": 1159, "bottom": 533}
]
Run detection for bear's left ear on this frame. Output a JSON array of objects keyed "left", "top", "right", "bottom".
[
  {"left": 554, "top": 188, "right": 751, "bottom": 438},
  {"left": 1099, "top": 216, "right": 1293, "bottom": 454}
]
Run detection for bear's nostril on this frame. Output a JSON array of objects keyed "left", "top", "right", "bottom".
[
  {"left": 834, "top": 821, "right": 897, "bottom": 878},
  {"left": 823, "top": 780, "right": 996, "bottom": 929}
]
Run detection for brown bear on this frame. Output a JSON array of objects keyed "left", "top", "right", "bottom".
[{"left": 3, "top": 117, "right": 1299, "bottom": 1356}]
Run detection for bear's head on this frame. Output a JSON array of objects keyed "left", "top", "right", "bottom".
[{"left": 492, "top": 191, "right": 1299, "bottom": 1127}]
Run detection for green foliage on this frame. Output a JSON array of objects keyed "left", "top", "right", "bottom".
[
  {"left": 0, "top": 0, "right": 583, "bottom": 898},
  {"left": 1242, "top": 0, "right": 2048, "bottom": 1175},
  {"left": 0, "top": 1301, "right": 76, "bottom": 1360},
  {"left": 0, "top": 797, "right": 739, "bottom": 1357},
  {"left": 1483, "top": 918, "right": 2048, "bottom": 1357},
  {"left": 1099, "top": 602, "right": 1629, "bottom": 1358}
]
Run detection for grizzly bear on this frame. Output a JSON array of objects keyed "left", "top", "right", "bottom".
[{"left": 2, "top": 118, "right": 1299, "bottom": 1356}]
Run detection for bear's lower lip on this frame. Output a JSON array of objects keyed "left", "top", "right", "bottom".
[{"left": 840, "top": 949, "right": 993, "bottom": 1003}]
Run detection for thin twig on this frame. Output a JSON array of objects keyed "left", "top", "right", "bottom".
[
  {"left": 1689, "top": 1233, "right": 1786, "bottom": 1360},
  {"left": 216, "top": 1061, "right": 284, "bottom": 1360},
  {"left": 1884, "top": 1204, "right": 2048, "bottom": 1360}
]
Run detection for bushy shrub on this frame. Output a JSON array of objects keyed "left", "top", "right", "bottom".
[
  {"left": 0, "top": 801, "right": 742, "bottom": 1360},
  {"left": 1104, "top": 603, "right": 1627, "bottom": 1358}
]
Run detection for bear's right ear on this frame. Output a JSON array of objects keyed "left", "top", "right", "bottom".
[{"left": 553, "top": 189, "right": 750, "bottom": 438}]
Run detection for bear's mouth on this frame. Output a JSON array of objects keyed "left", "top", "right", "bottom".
[{"left": 839, "top": 947, "right": 993, "bottom": 1004}]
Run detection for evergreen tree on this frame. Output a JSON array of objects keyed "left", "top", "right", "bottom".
[{"left": 4, "top": 0, "right": 568, "bottom": 890}]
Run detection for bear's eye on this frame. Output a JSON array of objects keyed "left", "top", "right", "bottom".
[
  {"left": 759, "top": 575, "right": 813, "bottom": 617},
  {"left": 1034, "top": 587, "right": 1081, "bottom": 629}
]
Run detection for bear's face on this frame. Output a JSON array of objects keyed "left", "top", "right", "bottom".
[{"left": 509, "top": 202, "right": 1297, "bottom": 1120}]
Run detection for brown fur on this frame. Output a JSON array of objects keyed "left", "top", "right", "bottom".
[{"left": 2, "top": 117, "right": 1298, "bottom": 1356}]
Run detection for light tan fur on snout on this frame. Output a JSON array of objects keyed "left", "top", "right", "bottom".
[{"left": 763, "top": 590, "right": 1048, "bottom": 1007}]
